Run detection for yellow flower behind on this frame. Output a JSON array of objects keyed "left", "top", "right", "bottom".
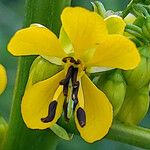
[
  {"left": 8, "top": 7, "right": 140, "bottom": 143},
  {"left": 0, "top": 64, "right": 7, "bottom": 95}
]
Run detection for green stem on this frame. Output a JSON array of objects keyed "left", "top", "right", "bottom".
[
  {"left": 121, "top": 0, "right": 134, "bottom": 18},
  {"left": 61, "top": 121, "right": 150, "bottom": 149},
  {"left": 107, "top": 121, "right": 150, "bottom": 149},
  {"left": 3, "top": 0, "right": 71, "bottom": 150}
]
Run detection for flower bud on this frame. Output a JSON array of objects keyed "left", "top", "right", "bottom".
[
  {"left": 132, "top": 4, "right": 148, "bottom": 17},
  {"left": 97, "top": 70, "right": 126, "bottom": 116},
  {"left": 124, "top": 13, "right": 136, "bottom": 24},
  {"left": 27, "top": 56, "right": 63, "bottom": 87},
  {"left": 117, "top": 84, "right": 149, "bottom": 125},
  {"left": 142, "top": 23, "right": 150, "bottom": 39},
  {"left": 145, "top": 15, "right": 150, "bottom": 34},
  {"left": 123, "top": 46, "right": 150, "bottom": 89}
]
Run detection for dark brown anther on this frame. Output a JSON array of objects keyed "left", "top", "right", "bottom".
[
  {"left": 60, "top": 66, "right": 74, "bottom": 86},
  {"left": 63, "top": 81, "right": 69, "bottom": 97},
  {"left": 62, "top": 57, "right": 68, "bottom": 63},
  {"left": 63, "top": 101, "right": 69, "bottom": 122},
  {"left": 72, "top": 81, "right": 79, "bottom": 100},
  {"left": 71, "top": 68, "right": 79, "bottom": 88},
  {"left": 62, "top": 57, "right": 76, "bottom": 64},
  {"left": 69, "top": 57, "right": 76, "bottom": 63},
  {"left": 72, "top": 81, "right": 79, "bottom": 110},
  {"left": 41, "top": 101, "right": 57, "bottom": 123},
  {"left": 75, "top": 59, "right": 81, "bottom": 65},
  {"left": 77, "top": 107, "right": 86, "bottom": 127},
  {"left": 73, "top": 98, "right": 78, "bottom": 110}
]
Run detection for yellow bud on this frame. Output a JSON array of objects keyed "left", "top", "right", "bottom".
[
  {"left": 124, "top": 13, "right": 136, "bottom": 24},
  {"left": 117, "top": 85, "right": 149, "bottom": 125}
]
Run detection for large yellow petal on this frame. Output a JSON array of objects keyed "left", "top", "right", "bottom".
[
  {"left": 21, "top": 70, "right": 65, "bottom": 129},
  {"left": 61, "top": 7, "right": 108, "bottom": 58},
  {"left": 8, "top": 25, "right": 65, "bottom": 58},
  {"left": 0, "top": 64, "right": 7, "bottom": 94},
  {"left": 75, "top": 74, "right": 113, "bottom": 143},
  {"left": 88, "top": 35, "right": 140, "bottom": 70},
  {"left": 105, "top": 15, "right": 126, "bottom": 34}
]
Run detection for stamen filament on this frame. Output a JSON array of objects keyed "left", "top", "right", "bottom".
[
  {"left": 63, "top": 100, "right": 69, "bottom": 122},
  {"left": 53, "top": 86, "right": 63, "bottom": 100},
  {"left": 71, "top": 68, "right": 79, "bottom": 88}
]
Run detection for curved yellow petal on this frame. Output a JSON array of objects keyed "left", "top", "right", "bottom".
[
  {"left": 88, "top": 35, "right": 140, "bottom": 70},
  {"left": 78, "top": 82, "right": 84, "bottom": 108},
  {"left": 8, "top": 25, "right": 65, "bottom": 58},
  {"left": 59, "top": 27, "right": 73, "bottom": 55},
  {"left": 105, "top": 15, "right": 126, "bottom": 35},
  {"left": 61, "top": 7, "right": 108, "bottom": 58},
  {"left": 75, "top": 74, "right": 113, "bottom": 143},
  {"left": 0, "top": 64, "right": 7, "bottom": 94},
  {"left": 21, "top": 70, "right": 65, "bottom": 129}
]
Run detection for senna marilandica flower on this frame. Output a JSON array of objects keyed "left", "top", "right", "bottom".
[
  {"left": 0, "top": 64, "right": 7, "bottom": 95},
  {"left": 7, "top": 7, "right": 140, "bottom": 143}
]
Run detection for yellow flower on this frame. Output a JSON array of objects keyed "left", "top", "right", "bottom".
[
  {"left": 0, "top": 64, "right": 7, "bottom": 95},
  {"left": 8, "top": 7, "right": 140, "bottom": 143}
]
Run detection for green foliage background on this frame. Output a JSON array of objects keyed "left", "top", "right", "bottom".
[{"left": 0, "top": 0, "right": 149, "bottom": 149}]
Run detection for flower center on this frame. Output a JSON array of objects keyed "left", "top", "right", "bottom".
[{"left": 41, "top": 57, "right": 86, "bottom": 127}]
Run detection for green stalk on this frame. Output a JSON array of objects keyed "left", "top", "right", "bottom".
[
  {"left": 107, "top": 121, "right": 150, "bottom": 149},
  {"left": 61, "top": 120, "right": 150, "bottom": 149},
  {"left": 121, "top": 0, "right": 134, "bottom": 18},
  {"left": 3, "top": 0, "right": 71, "bottom": 150}
]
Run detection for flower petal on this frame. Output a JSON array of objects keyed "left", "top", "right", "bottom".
[
  {"left": 0, "top": 64, "right": 7, "bottom": 94},
  {"left": 8, "top": 25, "right": 65, "bottom": 58},
  {"left": 124, "top": 13, "right": 136, "bottom": 24},
  {"left": 61, "top": 7, "right": 108, "bottom": 58},
  {"left": 105, "top": 15, "right": 126, "bottom": 34},
  {"left": 59, "top": 27, "right": 73, "bottom": 55},
  {"left": 21, "top": 70, "right": 65, "bottom": 129},
  {"left": 88, "top": 35, "right": 140, "bottom": 70},
  {"left": 75, "top": 74, "right": 113, "bottom": 143}
]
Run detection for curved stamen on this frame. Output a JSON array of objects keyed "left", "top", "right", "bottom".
[
  {"left": 41, "top": 101, "right": 57, "bottom": 123},
  {"left": 60, "top": 65, "right": 74, "bottom": 86},
  {"left": 62, "top": 57, "right": 75, "bottom": 63},
  {"left": 63, "top": 101, "right": 69, "bottom": 122},
  {"left": 72, "top": 81, "right": 79, "bottom": 110},
  {"left": 60, "top": 66, "right": 74, "bottom": 97},
  {"left": 71, "top": 68, "right": 79, "bottom": 88},
  {"left": 77, "top": 107, "right": 86, "bottom": 127}
]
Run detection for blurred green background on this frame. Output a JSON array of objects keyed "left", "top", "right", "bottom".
[{"left": 0, "top": 0, "right": 149, "bottom": 149}]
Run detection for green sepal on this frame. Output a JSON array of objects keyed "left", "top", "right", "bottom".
[
  {"left": 28, "top": 56, "right": 63, "bottom": 86},
  {"left": 91, "top": 1, "right": 106, "bottom": 18},
  {"left": 96, "top": 70, "right": 126, "bottom": 116},
  {"left": 123, "top": 46, "right": 150, "bottom": 89},
  {"left": 117, "top": 84, "right": 149, "bottom": 125},
  {"left": 50, "top": 124, "right": 73, "bottom": 141}
]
